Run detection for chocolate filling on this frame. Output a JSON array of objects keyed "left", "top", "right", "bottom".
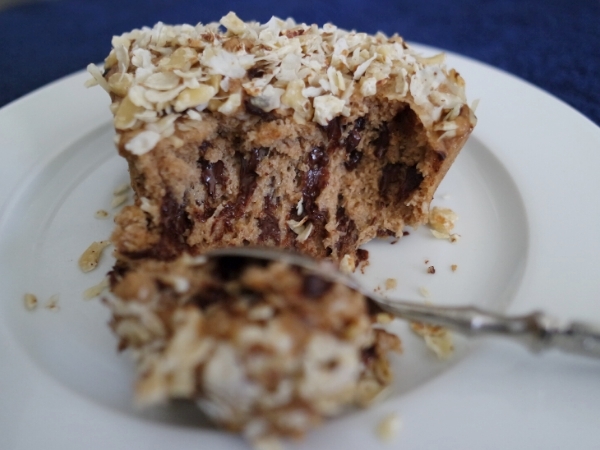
[
  {"left": 301, "top": 146, "right": 330, "bottom": 246},
  {"left": 379, "top": 163, "right": 423, "bottom": 203},
  {"left": 302, "top": 274, "right": 333, "bottom": 299},
  {"left": 258, "top": 194, "right": 281, "bottom": 245},
  {"left": 373, "top": 123, "right": 390, "bottom": 159},
  {"left": 215, "top": 147, "right": 269, "bottom": 236},
  {"left": 125, "top": 191, "right": 193, "bottom": 261},
  {"left": 335, "top": 206, "right": 359, "bottom": 257},
  {"left": 199, "top": 159, "right": 226, "bottom": 198}
]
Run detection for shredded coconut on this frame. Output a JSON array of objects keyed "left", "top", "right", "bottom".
[{"left": 88, "top": 12, "right": 475, "bottom": 155}]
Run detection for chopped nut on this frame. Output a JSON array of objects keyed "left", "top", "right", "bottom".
[
  {"left": 111, "top": 193, "right": 129, "bottom": 208},
  {"left": 296, "top": 222, "right": 314, "bottom": 242},
  {"left": 419, "top": 286, "right": 431, "bottom": 298},
  {"left": 24, "top": 293, "right": 38, "bottom": 311},
  {"left": 411, "top": 321, "right": 454, "bottom": 359},
  {"left": 376, "top": 413, "right": 402, "bottom": 442},
  {"left": 427, "top": 266, "right": 435, "bottom": 274},
  {"left": 339, "top": 254, "right": 356, "bottom": 274},
  {"left": 431, "top": 229, "right": 450, "bottom": 240},
  {"left": 113, "top": 183, "right": 131, "bottom": 195},
  {"left": 46, "top": 294, "right": 60, "bottom": 311},
  {"left": 95, "top": 209, "right": 110, "bottom": 219},
  {"left": 451, "top": 264, "right": 458, "bottom": 272},
  {"left": 78, "top": 240, "right": 111, "bottom": 273},
  {"left": 428, "top": 206, "right": 458, "bottom": 234},
  {"left": 83, "top": 277, "right": 110, "bottom": 300},
  {"left": 375, "top": 312, "right": 394, "bottom": 324},
  {"left": 384, "top": 278, "right": 397, "bottom": 290},
  {"left": 124, "top": 130, "right": 161, "bottom": 155},
  {"left": 174, "top": 85, "right": 217, "bottom": 112}
]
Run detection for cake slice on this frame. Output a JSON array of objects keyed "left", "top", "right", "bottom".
[{"left": 87, "top": 12, "right": 476, "bottom": 266}]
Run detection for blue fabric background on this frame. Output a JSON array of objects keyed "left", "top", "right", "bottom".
[{"left": 1, "top": 0, "right": 598, "bottom": 125}]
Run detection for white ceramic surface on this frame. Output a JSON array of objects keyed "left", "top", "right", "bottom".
[{"left": 1, "top": 45, "right": 599, "bottom": 449}]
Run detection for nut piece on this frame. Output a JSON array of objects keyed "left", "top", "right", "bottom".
[
  {"left": 79, "top": 240, "right": 111, "bottom": 273},
  {"left": 419, "top": 286, "right": 431, "bottom": 298},
  {"left": 384, "top": 278, "right": 397, "bottom": 290},
  {"left": 376, "top": 412, "right": 402, "bottom": 442},
  {"left": 111, "top": 193, "right": 129, "bottom": 208},
  {"left": 174, "top": 85, "right": 217, "bottom": 112},
  {"left": 83, "top": 277, "right": 110, "bottom": 300},
  {"left": 95, "top": 209, "right": 110, "bottom": 219},
  {"left": 411, "top": 321, "right": 454, "bottom": 359},
  {"left": 113, "top": 182, "right": 131, "bottom": 195},
  {"left": 46, "top": 294, "right": 60, "bottom": 312},
  {"left": 428, "top": 207, "right": 458, "bottom": 235},
  {"left": 24, "top": 293, "right": 38, "bottom": 311}
]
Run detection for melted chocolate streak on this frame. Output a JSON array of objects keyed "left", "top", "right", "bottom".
[
  {"left": 217, "top": 147, "right": 268, "bottom": 235},
  {"left": 126, "top": 191, "right": 193, "bottom": 261}
]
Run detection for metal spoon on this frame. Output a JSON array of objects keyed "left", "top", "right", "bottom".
[{"left": 206, "top": 247, "right": 600, "bottom": 359}]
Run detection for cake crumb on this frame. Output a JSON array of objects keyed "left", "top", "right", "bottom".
[
  {"left": 411, "top": 322, "right": 454, "bottom": 359},
  {"left": 111, "top": 193, "right": 129, "bottom": 208},
  {"left": 46, "top": 294, "right": 60, "bottom": 312},
  {"left": 427, "top": 266, "right": 435, "bottom": 274},
  {"left": 451, "top": 264, "right": 458, "bottom": 272},
  {"left": 428, "top": 207, "right": 458, "bottom": 234},
  {"left": 419, "top": 286, "right": 431, "bottom": 298},
  {"left": 79, "top": 240, "right": 111, "bottom": 273},
  {"left": 384, "top": 278, "right": 397, "bottom": 290},
  {"left": 24, "top": 293, "right": 38, "bottom": 311},
  {"left": 376, "top": 412, "right": 402, "bottom": 442},
  {"left": 83, "top": 277, "right": 110, "bottom": 300},
  {"left": 375, "top": 312, "right": 394, "bottom": 324},
  {"left": 424, "top": 259, "right": 429, "bottom": 264},
  {"left": 94, "top": 209, "right": 110, "bottom": 219},
  {"left": 449, "top": 233, "right": 461, "bottom": 243}
]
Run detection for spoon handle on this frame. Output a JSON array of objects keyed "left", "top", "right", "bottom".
[{"left": 376, "top": 300, "right": 600, "bottom": 359}]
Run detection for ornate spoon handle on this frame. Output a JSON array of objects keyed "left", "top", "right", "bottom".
[
  {"left": 204, "top": 248, "right": 600, "bottom": 359},
  {"left": 376, "top": 299, "right": 600, "bottom": 359}
]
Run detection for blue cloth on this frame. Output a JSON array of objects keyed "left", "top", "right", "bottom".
[{"left": 1, "top": 0, "right": 598, "bottom": 125}]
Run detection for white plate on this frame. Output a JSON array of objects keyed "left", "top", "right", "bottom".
[{"left": 1, "top": 45, "right": 600, "bottom": 450}]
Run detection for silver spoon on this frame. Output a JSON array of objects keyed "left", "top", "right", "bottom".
[{"left": 206, "top": 247, "right": 600, "bottom": 359}]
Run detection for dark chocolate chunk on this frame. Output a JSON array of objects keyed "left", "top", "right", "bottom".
[
  {"left": 244, "top": 100, "right": 276, "bottom": 121},
  {"left": 124, "top": 192, "right": 192, "bottom": 261},
  {"left": 345, "top": 130, "right": 362, "bottom": 151},
  {"left": 247, "top": 67, "right": 265, "bottom": 79},
  {"left": 335, "top": 206, "right": 359, "bottom": 256},
  {"left": 239, "top": 148, "right": 268, "bottom": 207},
  {"left": 344, "top": 150, "right": 363, "bottom": 171},
  {"left": 326, "top": 116, "right": 342, "bottom": 143},
  {"left": 302, "top": 274, "right": 333, "bottom": 299},
  {"left": 373, "top": 123, "right": 390, "bottom": 159},
  {"left": 258, "top": 195, "right": 281, "bottom": 245},
  {"left": 399, "top": 165, "right": 423, "bottom": 201},
  {"left": 356, "top": 248, "right": 369, "bottom": 262},
  {"left": 199, "top": 159, "right": 226, "bottom": 198},
  {"left": 191, "top": 286, "right": 233, "bottom": 310},
  {"left": 354, "top": 116, "right": 366, "bottom": 131},
  {"left": 379, "top": 163, "right": 423, "bottom": 202}
]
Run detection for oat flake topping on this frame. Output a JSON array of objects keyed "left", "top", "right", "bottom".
[{"left": 87, "top": 12, "right": 474, "bottom": 154}]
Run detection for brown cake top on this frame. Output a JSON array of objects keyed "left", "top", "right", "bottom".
[{"left": 87, "top": 12, "right": 476, "bottom": 155}]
